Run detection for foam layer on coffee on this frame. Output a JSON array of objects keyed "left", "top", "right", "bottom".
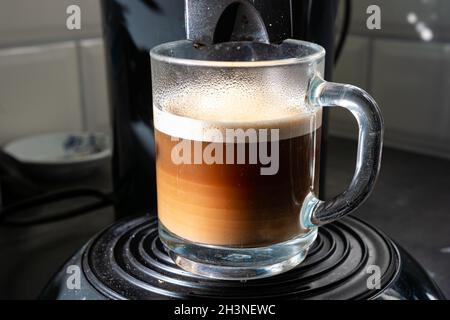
[{"left": 153, "top": 91, "right": 322, "bottom": 142}]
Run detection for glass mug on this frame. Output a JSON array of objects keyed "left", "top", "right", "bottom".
[{"left": 150, "top": 39, "right": 383, "bottom": 280}]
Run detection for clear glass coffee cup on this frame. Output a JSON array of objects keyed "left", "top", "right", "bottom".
[{"left": 150, "top": 39, "right": 383, "bottom": 280}]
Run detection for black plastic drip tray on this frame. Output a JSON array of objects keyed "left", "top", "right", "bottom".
[{"left": 83, "top": 216, "right": 399, "bottom": 300}]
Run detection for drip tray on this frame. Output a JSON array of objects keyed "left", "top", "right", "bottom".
[{"left": 83, "top": 216, "right": 399, "bottom": 299}]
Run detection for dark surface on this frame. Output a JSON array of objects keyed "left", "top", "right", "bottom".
[
  {"left": 0, "top": 165, "right": 115, "bottom": 300},
  {"left": 0, "top": 136, "right": 449, "bottom": 299},
  {"left": 326, "top": 137, "right": 450, "bottom": 298},
  {"left": 47, "top": 216, "right": 445, "bottom": 300},
  {"left": 79, "top": 216, "right": 400, "bottom": 299},
  {"left": 41, "top": 216, "right": 445, "bottom": 300}
]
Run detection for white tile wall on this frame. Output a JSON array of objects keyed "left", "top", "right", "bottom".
[
  {"left": 0, "top": 0, "right": 110, "bottom": 146},
  {"left": 334, "top": 1, "right": 450, "bottom": 159},
  {"left": 339, "top": 0, "right": 449, "bottom": 42},
  {"left": 0, "top": 1, "right": 448, "bottom": 160},
  {"left": 0, "top": 42, "right": 83, "bottom": 145},
  {"left": 371, "top": 39, "right": 450, "bottom": 158},
  {"left": 334, "top": 36, "right": 450, "bottom": 159},
  {"left": 79, "top": 38, "right": 110, "bottom": 133},
  {"left": 0, "top": 0, "right": 102, "bottom": 47},
  {"left": 330, "top": 36, "right": 371, "bottom": 139}
]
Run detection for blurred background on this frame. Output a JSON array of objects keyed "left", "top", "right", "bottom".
[
  {"left": 2, "top": 0, "right": 450, "bottom": 159},
  {"left": 0, "top": 0, "right": 109, "bottom": 145},
  {"left": 331, "top": 0, "right": 450, "bottom": 158},
  {"left": 0, "top": 0, "right": 448, "bottom": 299}
]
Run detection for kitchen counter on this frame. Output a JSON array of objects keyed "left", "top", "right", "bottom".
[
  {"left": 326, "top": 137, "right": 450, "bottom": 298},
  {"left": 0, "top": 136, "right": 448, "bottom": 299}
]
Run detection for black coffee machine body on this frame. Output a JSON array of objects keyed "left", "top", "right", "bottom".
[{"left": 40, "top": 0, "right": 444, "bottom": 300}]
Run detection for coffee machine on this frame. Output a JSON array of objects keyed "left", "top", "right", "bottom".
[
  {"left": 41, "top": 0, "right": 444, "bottom": 299},
  {"left": 103, "top": 0, "right": 337, "bottom": 218}
]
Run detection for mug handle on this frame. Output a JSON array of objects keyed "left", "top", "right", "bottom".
[{"left": 301, "top": 76, "right": 384, "bottom": 228}]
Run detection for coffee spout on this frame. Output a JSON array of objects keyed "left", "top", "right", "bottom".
[{"left": 185, "top": 0, "right": 270, "bottom": 44}]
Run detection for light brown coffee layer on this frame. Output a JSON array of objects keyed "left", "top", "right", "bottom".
[
  {"left": 155, "top": 127, "right": 321, "bottom": 246},
  {"left": 154, "top": 93, "right": 322, "bottom": 246}
]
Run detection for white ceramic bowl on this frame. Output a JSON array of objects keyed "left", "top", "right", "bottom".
[{"left": 3, "top": 132, "right": 111, "bottom": 179}]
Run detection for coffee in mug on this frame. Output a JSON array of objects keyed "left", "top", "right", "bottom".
[{"left": 150, "top": 39, "right": 383, "bottom": 280}]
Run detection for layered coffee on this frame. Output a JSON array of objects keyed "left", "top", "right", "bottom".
[{"left": 154, "top": 97, "right": 321, "bottom": 247}]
